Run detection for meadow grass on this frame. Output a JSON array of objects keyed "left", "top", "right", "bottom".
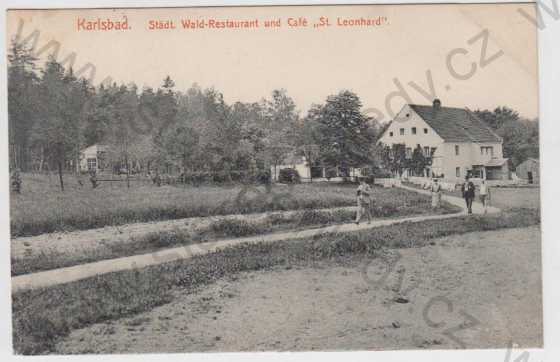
[
  {"left": 10, "top": 174, "right": 352, "bottom": 236},
  {"left": 11, "top": 195, "right": 460, "bottom": 276},
  {"left": 11, "top": 174, "right": 445, "bottom": 237},
  {"left": 12, "top": 208, "right": 539, "bottom": 355}
]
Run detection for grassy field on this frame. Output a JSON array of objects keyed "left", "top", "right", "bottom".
[
  {"left": 11, "top": 174, "right": 453, "bottom": 237},
  {"left": 12, "top": 199, "right": 460, "bottom": 276},
  {"left": 12, "top": 208, "right": 540, "bottom": 354},
  {"left": 10, "top": 173, "right": 355, "bottom": 237}
]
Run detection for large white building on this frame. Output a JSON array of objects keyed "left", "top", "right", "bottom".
[{"left": 378, "top": 99, "right": 509, "bottom": 182}]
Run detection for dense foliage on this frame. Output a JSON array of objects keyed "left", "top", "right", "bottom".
[
  {"left": 474, "top": 107, "right": 539, "bottom": 167},
  {"left": 8, "top": 41, "right": 381, "bottom": 189}
]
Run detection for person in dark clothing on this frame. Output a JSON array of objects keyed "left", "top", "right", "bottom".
[
  {"left": 11, "top": 168, "right": 22, "bottom": 194},
  {"left": 89, "top": 170, "right": 98, "bottom": 189},
  {"left": 461, "top": 175, "right": 476, "bottom": 214},
  {"left": 152, "top": 170, "right": 162, "bottom": 187}
]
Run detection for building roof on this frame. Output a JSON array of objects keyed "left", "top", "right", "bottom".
[
  {"left": 281, "top": 153, "right": 306, "bottom": 165},
  {"left": 80, "top": 144, "right": 108, "bottom": 154},
  {"left": 523, "top": 158, "right": 539, "bottom": 164},
  {"left": 485, "top": 158, "right": 508, "bottom": 167},
  {"left": 409, "top": 104, "right": 502, "bottom": 143}
]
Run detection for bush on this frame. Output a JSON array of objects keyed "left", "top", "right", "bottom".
[
  {"left": 278, "top": 168, "right": 300, "bottom": 184},
  {"left": 325, "top": 167, "right": 338, "bottom": 180},
  {"left": 208, "top": 219, "right": 262, "bottom": 238}
]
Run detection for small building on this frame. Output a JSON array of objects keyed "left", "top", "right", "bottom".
[
  {"left": 378, "top": 99, "right": 509, "bottom": 183},
  {"left": 516, "top": 158, "right": 539, "bottom": 184},
  {"left": 271, "top": 154, "right": 311, "bottom": 182},
  {"left": 79, "top": 144, "right": 108, "bottom": 172},
  {"left": 271, "top": 154, "right": 366, "bottom": 183}
]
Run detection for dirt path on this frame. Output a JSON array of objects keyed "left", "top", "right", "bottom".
[
  {"left": 55, "top": 226, "right": 541, "bottom": 353},
  {"left": 12, "top": 206, "right": 356, "bottom": 260},
  {"left": 11, "top": 188, "right": 497, "bottom": 292}
]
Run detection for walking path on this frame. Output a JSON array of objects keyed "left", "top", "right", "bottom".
[
  {"left": 11, "top": 206, "right": 356, "bottom": 260},
  {"left": 11, "top": 187, "right": 500, "bottom": 293}
]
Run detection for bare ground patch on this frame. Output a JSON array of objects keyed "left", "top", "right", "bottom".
[{"left": 55, "top": 226, "right": 542, "bottom": 353}]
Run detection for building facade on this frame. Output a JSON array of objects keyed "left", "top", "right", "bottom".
[
  {"left": 515, "top": 158, "right": 539, "bottom": 184},
  {"left": 378, "top": 99, "right": 508, "bottom": 182},
  {"left": 271, "top": 154, "right": 366, "bottom": 183},
  {"left": 79, "top": 144, "right": 108, "bottom": 172}
]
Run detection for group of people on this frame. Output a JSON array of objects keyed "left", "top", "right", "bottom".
[
  {"left": 353, "top": 174, "right": 493, "bottom": 224},
  {"left": 431, "top": 175, "right": 491, "bottom": 214}
]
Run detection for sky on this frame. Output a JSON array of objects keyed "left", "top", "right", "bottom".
[{"left": 6, "top": 3, "right": 539, "bottom": 121}]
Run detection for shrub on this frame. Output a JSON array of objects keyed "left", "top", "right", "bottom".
[
  {"left": 208, "top": 219, "right": 263, "bottom": 238},
  {"left": 278, "top": 168, "right": 300, "bottom": 184}
]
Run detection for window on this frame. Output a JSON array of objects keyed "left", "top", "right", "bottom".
[
  {"left": 431, "top": 147, "right": 437, "bottom": 156},
  {"left": 424, "top": 146, "right": 430, "bottom": 157},
  {"left": 455, "top": 145, "right": 460, "bottom": 156},
  {"left": 406, "top": 147, "right": 412, "bottom": 158},
  {"left": 456, "top": 167, "right": 461, "bottom": 178},
  {"left": 480, "top": 146, "right": 494, "bottom": 156},
  {"left": 412, "top": 127, "right": 417, "bottom": 135},
  {"left": 400, "top": 128, "right": 405, "bottom": 135},
  {"left": 87, "top": 158, "right": 97, "bottom": 171},
  {"left": 389, "top": 131, "right": 393, "bottom": 137},
  {"left": 424, "top": 128, "right": 428, "bottom": 134}
]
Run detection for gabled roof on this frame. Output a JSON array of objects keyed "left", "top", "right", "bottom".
[
  {"left": 80, "top": 144, "right": 109, "bottom": 153},
  {"left": 281, "top": 153, "right": 306, "bottom": 165},
  {"left": 409, "top": 104, "right": 502, "bottom": 143},
  {"left": 485, "top": 158, "right": 508, "bottom": 167}
]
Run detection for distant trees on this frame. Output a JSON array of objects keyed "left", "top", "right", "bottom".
[
  {"left": 7, "top": 40, "right": 39, "bottom": 171},
  {"left": 294, "top": 90, "right": 380, "bottom": 179},
  {"left": 12, "top": 36, "right": 539, "bottom": 190},
  {"left": 381, "top": 143, "right": 407, "bottom": 177},
  {"left": 7, "top": 39, "right": 305, "bottom": 188},
  {"left": 29, "top": 57, "right": 90, "bottom": 190},
  {"left": 314, "top": 90, "right": 377, "bottom": 168},
  {"left": 409, "top": 145, "right": 429, "bottom": 176},
  {"left": 475, "top": 106, "right": 539, "bottom": 167}
]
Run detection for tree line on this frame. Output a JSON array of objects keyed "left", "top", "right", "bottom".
[
  {"left": 8, "top": 40, "right": 383, "bottom": 190},
  {"left": 8, "top": 39, "right": 538, "bottom": 190}
]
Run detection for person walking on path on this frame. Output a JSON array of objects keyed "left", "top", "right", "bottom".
[
  {"left": 461, "top": 175, "right": 476, "bottom": 214},
  {"left": 11, "top": 168, "right": 22, "bottom": 194},
  {"left": 431, "top": 178, "right": 442, "bottom": 208},
  {"left": 479, "top": 179, "right": 491, "bottom": 214},
  {"left": 355, "top": 178, "right": 372, "bottom": 225}
]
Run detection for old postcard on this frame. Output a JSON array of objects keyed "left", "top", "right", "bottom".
[{"left": 6, "top": 2, "right": 543, "bottom": 356}]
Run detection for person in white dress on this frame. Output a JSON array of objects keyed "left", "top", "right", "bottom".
[{"left": 479, "top": 179, "right": 491, "bottom": 214}]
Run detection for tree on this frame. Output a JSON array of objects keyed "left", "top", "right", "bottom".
[
  {"left": 315, "top": 90, "right": 376, "bottom": 168},
  {"left": 7, "top": 39, "right": 39, "bottom": 170},
  {"left": 31, "top": 56, "right": 84, "bottom": 190},
  {"left": 260, "top": 89, "right": 299, "bottom": 176},
  {"left": 475, "top": 107, "right": 539, "bottom": 167},
  {"left": 295, "top": 105, "right": 324, "bottom": 181},
  {"left": 381, "top": 143, "right": 407, "bottom": 177},
  {"left": 409, "top": 145, "right": 429, "bottom": 176}
]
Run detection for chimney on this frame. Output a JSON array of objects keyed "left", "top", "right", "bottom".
[{"left": 433, "top": 98, "right": 441, "bottom": 110}]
